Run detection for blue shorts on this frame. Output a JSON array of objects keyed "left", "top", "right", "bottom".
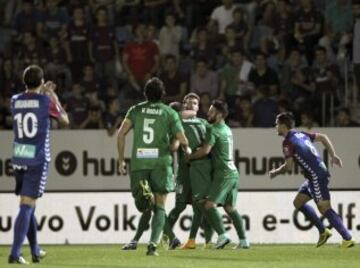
[
  {"left": 14, "top": 162, "right": 49, "bottom": 198},
  {"left": 298, "top": 176, "right": 330, "bottom": 203}
]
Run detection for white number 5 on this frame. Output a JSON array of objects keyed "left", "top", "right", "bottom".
[{"left": 143, "top": 118, "right": 155, "bottom": 144}]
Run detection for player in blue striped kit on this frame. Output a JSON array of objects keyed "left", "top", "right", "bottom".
[
  {"left": 269, "top": 112, "right": 355, "bottom": 248},
  {"left": 8, "top": 65, "right": 69, "bottom": 264}
]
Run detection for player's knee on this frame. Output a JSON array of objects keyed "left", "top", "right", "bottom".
[
  {"left": 224, "top": 205, "right": 234, "bottom": 214},
  {"left": 20, "top": 196, "right": 36, "bottom": 207},
  {"left": 293, "top": 199, "right": 302, "bottom": 209},
  {"left": 317, "top": 202, "right": 331, "bottom": 215},
  {"left": 204, "top": 201, "right": 215, "bottom": 210}
]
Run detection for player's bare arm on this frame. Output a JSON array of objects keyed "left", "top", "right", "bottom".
[
  {"left": 269, "top": 157, "right": 294, "bottom": 179},
  {"left": 314, "top": 133, "right": 343, "bottom": 167},
  {"left": 188, "top": 143, "right": 212, "bottom": 160},
  {"left": 180, "top": 110, "right": 196, "bottom": 119},
  {"left": 169, "top": 138, "right": 180, "bottom": 152},
  {"left": 43, "top": 81, "right": 70, "bottom": 126},
  {"left": 117, "top": 118, "right": 133, "bottom": 175}
]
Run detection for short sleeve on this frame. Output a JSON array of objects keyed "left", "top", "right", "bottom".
[
  {"left": 125, "top": 105, "right": 136, "bottom": 124},
  {"left": 206, "top": 126, "right": 216, "bottom": 146},
  {"left": 48, "top": 99, "right": 61, "bottom": 118},
  {"left": 282, "top": 140, "right": 295, "bottom": 158},
  {"left": 301, "top": 131, "right": 317, "bottom": 142},
  {"left": 169, "top": 109, "right": 184, "bottom": 136}
]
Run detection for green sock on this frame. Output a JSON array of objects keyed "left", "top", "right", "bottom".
[
  {"left": 150, "top": 205, "right": 166, "bottom": 245},
  {"left": 206, "top": 207, "right": 225, "bottom": 235},
  {"left": 133, "top": 209, "right": 152, "bottom": 241},
  {"left": 229, "top": 210, "right": 246, "bottom": 240},
  {"left": 163, "top": 202, "right": 186, "bottom": 240},
  {"left": 189, "top": 204, "right": 201, "bottom": 239},
  {"left": 202, "top": 217, "right": 214, "bottom": 243}
]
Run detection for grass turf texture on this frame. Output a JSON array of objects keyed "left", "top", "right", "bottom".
[{"left": 0, "top": 244, "right": 358, "bottom": 268}]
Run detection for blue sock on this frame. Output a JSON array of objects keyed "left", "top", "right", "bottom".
[
  {"left": 27, "top": 208, "right": 40, "bottom": 256},
  {"left": 299, "top": 204, "right": 325, "bottom": 233},
  {"left": 324, "top": 209, "right": 352, "bottom": 241},
  {"left": 10, "top": 204, "right": 34, "bottom": 258}
]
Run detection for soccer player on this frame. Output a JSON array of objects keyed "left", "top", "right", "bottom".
[
  {"left": 163, "top": 93, "right": 213, "bottom": 250},
  {"left": 269, "top": 112, "right": 355, "bottom": 248},
  {"left": 8, "top": 65, "right": 69, "bottom": 264},
  {"left": 188, "top": 100, "right": 249, "bottom": 249},
  {"left": 117, "top": 77, "right": 190, "bottom": 256}
]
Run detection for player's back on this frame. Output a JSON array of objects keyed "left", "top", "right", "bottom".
[
  {"left": 127, "top": 101, "right": 183, "bottom": 171},
  {"left": 286, "top": 130, "right": 329, "bottom": 179},
  {"left": 210, "top": 122, "right": 238, "bottom": 178},
  {"left": 11, "top": 92, "right": 53, "bottom": 166},
  {"left": 179, "top": 117, "right": 209, "bottom": 164}
]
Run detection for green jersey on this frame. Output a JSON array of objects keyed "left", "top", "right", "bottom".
[
  {"left": 126, "top": 101, "right": 184, "bottom": 171},
  {"left": 208, "top": 122, "right": 238, "bottom": 179},
  {"left": 178, "top": 117, "right": 211, "bottom": 167}
]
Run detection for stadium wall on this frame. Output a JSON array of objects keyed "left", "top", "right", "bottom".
[
  {"left": 0, "top": 192, "right": 359, "bottom": 244},
  {"left": 1, "top": 129, "right": 359, "bottom": 191},
  {"left": 0, "top": 129, "right": 359, "bottom": 244}
]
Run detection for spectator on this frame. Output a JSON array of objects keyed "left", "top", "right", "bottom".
[
  {"left": 290, "top": 67, "right": 315, "bottom": 112},
  {"left": 335, "top": 108, "right": 360, "bottom": 127},
  {"left": 89, "top": 6, "right": 119, "bottom": 83},
  {"left": 252, "top": 85, "right": 278, "bottom": 127},
  {"left": 272, "top": 0, "right": 295, "bottom": 60},
  {"left": 219, "top": 49, "right": 253, "bottom": 103},
  {"left": 65, "top": 6, "right": 91, "bottom": 82},
  {"left": 37, "top": 0, "right": 69, "bottom": 40},
  {"left": 299, "top": 110, "right": 319, "bottom": 130},
  {"left": 159, "top": 12, "right": 182, "bottom": 59},
  {"left": 190, "top": 27, "right": 216, "bottom": 67},
  {"left": 0, "top": 58, "right": 21, "bottom": 97},
  {"left": 143, "top": 0, "right": 170, "bottom": 28},
  {"left": 197, "top": 92, "right": 211, "bottom": 119},
  {"left": 160, "top": 54, "right": 188, "bottom": 103},
  {"left": 248, "top": 52, "right": 279, "bottom": 97},
  {"left": 190, "top": 58, "right": 218, "bottom": 99},
  {"left": 80, "top": 105, "right": 104, "bottom": 129},
  {"left": 65, "top": 83, "right": 89, "bottom": 129},
  {"left": 79, "top": 64, "right": 101, "bottom": 93},
  {"left": 209, "top": 0, "right": 237, "bottom": 34},
  {"left": 103, "top": 97, "right": 123, "bottom": 136},
  {"left": 293, "top": 0, "right": 322, "bottom": 64},
  {"left": 228, "top": 7, "right": 250, "bottom": 51},
  {"left": 13, "top": 0, "right": 40, "bottom": 40},
  {"left": 44, "top": 36, "right": 72, "bottom": 90},
  {"left": 17, "top": 31, "right": 46, "bottom": 67},
  {"left": 228, "top": 95, "right": 254, "bottom": 127},
  {"left": 319, "top": 0, "right": 353, "bottom": 60},
  {"left": 221, "top": 25, "right": 243, "bottom": 60},
  {"left": 122, "top": 22, "right": 160, "bottom": 100},
  {"left": 280, "top": 48, "right": 308, "bottom": 93}
]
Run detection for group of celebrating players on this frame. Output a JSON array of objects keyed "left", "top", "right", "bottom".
[{"left": 8, "top": 65, "right": 355, "bottom": 263}]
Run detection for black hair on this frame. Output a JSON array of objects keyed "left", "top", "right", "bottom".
[
  {"left": 212, "top": 99, "right": 229, "bottom": 119},
  {"left": 23, "top": 65, "right": 43, "bottom": 89},
  {"left": 144, "top": 77, "right": 165, "bottom": 102},
  {"left": 164, "top": 54, "right": 177, "bottom": 62},
  {"left": 276, "top": 112, "right": 295, "bottom": 129}
]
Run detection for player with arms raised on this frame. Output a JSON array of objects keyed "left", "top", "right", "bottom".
[
  {"left": 8, "top": 65, "right": 69, "bottom": 264},
  {"left": 269, "top": 112, "right": 355, "bottom": 248},
  {"left": 117, "top": 77, "right": 190, "bottom": 256}
]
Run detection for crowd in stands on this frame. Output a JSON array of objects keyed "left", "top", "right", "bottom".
[{"left": 1, "top": 0, "right": 360, "bottom": 134}]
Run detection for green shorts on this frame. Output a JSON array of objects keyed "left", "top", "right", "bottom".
[
  {"left": 207, "top": 173, "right": 239, "bottom": 207},
  {"left": 175, "top": 164, "right": 192, "bottom": 204},
  {"left": 190, "top": 159, "right": 212, "bottom": 201},
  {"left": 130, "top": 165, "right": 174, "bottom": 195}
]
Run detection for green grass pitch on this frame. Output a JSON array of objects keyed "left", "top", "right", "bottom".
[{"left": 1, "top": 244, "right": 358, "bottom": 268}]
